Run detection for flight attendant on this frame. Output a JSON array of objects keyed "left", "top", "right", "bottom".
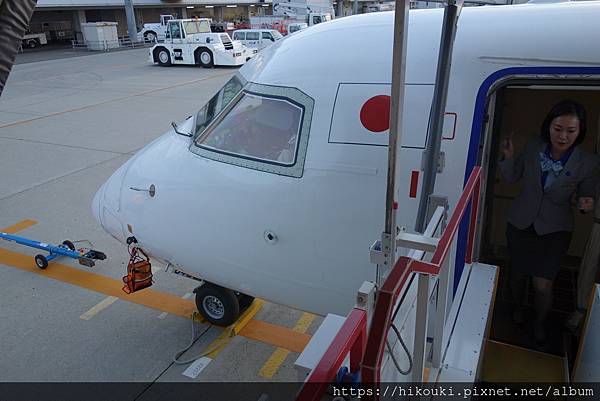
[{"left": 499, "top": 100, "right": 600, "bottom": 346}]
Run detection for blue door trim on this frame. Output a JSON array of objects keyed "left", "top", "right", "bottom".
[{"left": 454, "top": 66, "right": 600, "bottom": 292}]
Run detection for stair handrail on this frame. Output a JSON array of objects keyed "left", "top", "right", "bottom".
[
  {"left": 361, "top": 166, "right": 482, "bottom": 388},
  {"left": 295, "top": 307, "right": 367, "bottom": 401},
  {"left": 295, "top": 166, "right": 482, "bottom": 401}
]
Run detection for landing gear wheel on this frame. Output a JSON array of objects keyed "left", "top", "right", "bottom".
[
  {"left": 194, "top": 283, "right": 240, "bottom": 326},
  {"left": 35, "top": 254, "right": 48, "bottom": 270},
  {"left": 61, "top": 240, "right": 76, "bottom": 251},
  {"left": 238, "top": 293, "right": 255, "bottom": 310},
  {"left": 157, "top": 48, "right": 171, "bottom": 66}
]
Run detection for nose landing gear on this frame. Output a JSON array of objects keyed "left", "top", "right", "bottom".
[{"left": 193, "top": 282, "right": 255, "bottom": 326}]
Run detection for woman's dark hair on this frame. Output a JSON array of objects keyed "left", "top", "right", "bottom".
[{"left": 540, "top": 100, "right": 587, "bottom": 146}]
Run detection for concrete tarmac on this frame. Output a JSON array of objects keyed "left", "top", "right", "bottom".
[{"left": 0, "top": 47, "right": 322, "bottom": 391}]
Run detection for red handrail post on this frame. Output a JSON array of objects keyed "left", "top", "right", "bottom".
[
  {"left": 361, "top": 256, "right": 413, "bottom": 397},
  {"left": 295, "top": 308, "right": 367, "bottom": 401},
  {"left": 350, "top": 320, "right": 366, "bottom": 372}
]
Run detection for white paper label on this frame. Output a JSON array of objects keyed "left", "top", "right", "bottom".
[{"left": 182, "top": 357, "right": 212, "bottom": 379}]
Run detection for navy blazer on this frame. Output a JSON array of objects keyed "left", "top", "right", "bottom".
[{"left": 498, "top": 138, "right": 600, "bottom": 235}]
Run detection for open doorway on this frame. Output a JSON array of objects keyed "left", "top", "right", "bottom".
[{"left": 478, "top": 83, "right": 600, "bottom": 362}]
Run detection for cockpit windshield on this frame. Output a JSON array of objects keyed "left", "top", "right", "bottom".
[
  {"left": 191, "top": 81, "right": 314, "bottom": 178},
  {"left": 195, "top": 92, "right": 303, "bottom": 165},
  {"left": 194, "top": 76, "right": 243, "bottom": 138}
]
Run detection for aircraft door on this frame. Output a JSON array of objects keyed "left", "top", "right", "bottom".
[
  {"left": 577, "top": 115, "right": 600, "bottom": 312},
  {"left": 473, "top": 91, "right": 497, "bottom": 261}
]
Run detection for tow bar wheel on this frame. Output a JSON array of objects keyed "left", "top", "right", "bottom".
[
  {"left": 61, "top": 240, "right": 76, "bottom": 251},
  {"left": 35, "top": 254, "right": 48, "bottom": 269},
  {"left": 194, "top": 283, "right": 240, "bottom": 326}
]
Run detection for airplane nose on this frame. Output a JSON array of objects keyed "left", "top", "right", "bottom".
[{"left": 92, "top": 169, "right": 128, "bottom": 244}]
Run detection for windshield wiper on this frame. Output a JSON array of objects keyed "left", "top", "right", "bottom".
[{"left": 171, "top": 121, "right": 192, "bottom": 137}]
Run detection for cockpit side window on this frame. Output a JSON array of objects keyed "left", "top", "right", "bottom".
[
  {"left": 194, "top": 75, "right": 244, "bottom": 138},
  {"left": 191, "top": 82, "right": 314, "bottom": 178}
]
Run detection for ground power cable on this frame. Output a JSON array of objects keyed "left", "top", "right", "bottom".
[
  {"left": 133, "top": 318, "right": 212, "bottom": 401},
  {"left": 386, "top": 323, "right": 413, "bottom": 375}
]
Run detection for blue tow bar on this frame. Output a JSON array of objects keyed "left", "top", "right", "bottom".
[{"left": 0, "top": 232, "right": 107, "bottom": 269}]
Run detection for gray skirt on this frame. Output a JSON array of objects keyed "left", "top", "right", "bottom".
[{"left": 506, "top": 223, "right": 572, "bottom": 280}]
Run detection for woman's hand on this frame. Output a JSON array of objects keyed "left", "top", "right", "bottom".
[
  {"left": 501, "top": 133, "right": 514, "bottom": 160},
  {"left": 577, "top": 197, "right": 595, "bottom": 213}
]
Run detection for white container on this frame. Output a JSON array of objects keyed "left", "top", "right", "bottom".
[{"left": 81, "top": 22, "right": 119, "bottom": 50}]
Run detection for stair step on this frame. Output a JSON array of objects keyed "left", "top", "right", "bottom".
[{"left": 482, "top": 340, "right": 565, "bottom": 382}]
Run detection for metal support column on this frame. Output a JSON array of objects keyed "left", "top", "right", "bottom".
[
  {"left": 415, "top": 0, "right": 464, "bottom": 232},
  {"left": 72, "top": 10, "right": 87, "bottom": 43},
  {"left": 337, "top": 0, "right": 344, "bottom": 17},
  {"left": 124, "top": 0, "right": 139, "bottom": 42},
  {"left": 378, "top": 0, "right": 410, "bottom": 287},
  {"left": 353, "top": 0, "right": 359, "bottom": 15}
]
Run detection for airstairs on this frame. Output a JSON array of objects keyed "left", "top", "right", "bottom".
[
  {"left": 293, "top": 171, "right": 600, "bottom": 400},
  {"left": 294, "top": 168, "right": 499, "bottom": 401}
]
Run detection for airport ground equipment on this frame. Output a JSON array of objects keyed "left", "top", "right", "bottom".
[
  {"left": 138, "top": 14, "right": 174, "bottom": 42},
  {"left": 149, "top": 18, "right": 255, "bottom": 67},
  {"left": 251, "top": 2, "right": 332, "bottom": 35},
  {"left": 21, "top": 33, "right": 47, "bottom": 48},
  {"left": 0, "top": 232, "right": 106, "bottom": 269}
]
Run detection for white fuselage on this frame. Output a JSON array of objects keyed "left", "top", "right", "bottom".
[{"left": 94, "top": 2, "right": 600, "bottom": 316}]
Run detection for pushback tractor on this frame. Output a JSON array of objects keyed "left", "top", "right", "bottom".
[{"left": 149, "top": 18, "right": 256, "bottom": 68}]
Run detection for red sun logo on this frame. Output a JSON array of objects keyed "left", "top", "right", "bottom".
[{"left": 360, "top": 95, "right": 391, "bottom": 133}]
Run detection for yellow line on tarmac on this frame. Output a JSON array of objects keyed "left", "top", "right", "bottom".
[
  {"left": 1, "top": 219, "right": 38, "bottom": 234},
  {"left": 80, "top": 296, "right": 119, "bottom": 320},
  {"left": 202, "top": 299, "right": 264, "bottom": 360},
  {"left": 0, "top": 221, "right": 311, "bottom": 356},
  {"left": 258, "top": 312, "right": 316, "bottom": 379},
  {"left": 241, "top": 319, "right": 312, "bottom": 353},
  {"left": 0, "top": 246, "right": 198, "bottom": 318}
]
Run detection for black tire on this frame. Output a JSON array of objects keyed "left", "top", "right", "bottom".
[
  {"left": 62, "top": 240, "right": 76, "bottom": 251},
  {"left": 26, "top": 39, "right": 38, "bottom": 48},
  {"left": 196, "top": 48, "right": 214, "bottom": 68},
  {"left": 35, "top": 254, "right": 48, "bottom": 270},
  {"left": 238, "top": 293, "right": 255, "bottom": 310},
  {"left": 144, "top": 31, "right": 157, "bottom": 43},
  {"left": 155, "top": 47, "right": 171, "bottom": 66},
  {"left": 194, "top": 283, "right": 239, "bottom": 326}
]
